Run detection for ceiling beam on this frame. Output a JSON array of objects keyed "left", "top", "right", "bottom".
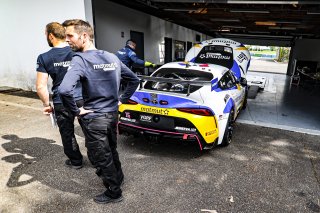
[{"left": 151, "top": 0, "right": 320, "bottom": 4}]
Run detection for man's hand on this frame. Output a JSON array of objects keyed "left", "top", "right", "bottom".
[
  {"left": 42, "top": 106, "right": 53, "bottom": 115},
  {"left": 79, "top": 107, "right": 93, "bottom": 115},
  {"left": 144, "top": 61, "right": 156, "bottom": 67}
]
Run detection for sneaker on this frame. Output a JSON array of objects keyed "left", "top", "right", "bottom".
[
  {"left": 93, "top": 192, "right": 123, "bottom": 204},
  {"left": 65, "top": 159, "right": 83, "bottom": 170}
]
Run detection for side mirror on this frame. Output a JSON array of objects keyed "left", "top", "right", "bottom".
[{"left": 240, "top": 77, "right": 247, "bottom": 87}]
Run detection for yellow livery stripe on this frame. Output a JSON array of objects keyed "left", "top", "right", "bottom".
[{"left": 119, "top": 104, "right": 219, "bottom": 144}]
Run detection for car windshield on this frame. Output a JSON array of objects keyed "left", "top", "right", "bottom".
[
  {"left": 144, "top": 68, "right": 213, "bottom": 94},
  {"left": 194, "top": 45, "right": 233, "bottom": 69}
]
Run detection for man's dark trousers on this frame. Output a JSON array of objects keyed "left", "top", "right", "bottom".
[
  {"left": 79, "top": 111, "right": 123, "bottom": 198},
  {"left": 54, "top": 100, "right": 83, "bottom": 166}
]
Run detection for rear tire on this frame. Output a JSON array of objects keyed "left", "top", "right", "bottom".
[{"left": 220, "top": 110, "right": 234, "bottom": 147}]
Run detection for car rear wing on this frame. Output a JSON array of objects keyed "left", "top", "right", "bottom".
[{"left": 137, "top": 75, "right": 212, "bottom": 96}]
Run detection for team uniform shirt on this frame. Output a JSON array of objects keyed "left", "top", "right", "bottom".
[
  {"left": 59, "top": 50, "right": 140, "bottom": 119},
  {"left": 36, "top": 46, "right": 82, "bottom": 104},
  {"left": 116, "top": 45, "right": 144, "bottom": 68}
]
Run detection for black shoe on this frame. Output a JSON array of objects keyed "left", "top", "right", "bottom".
[
  {"left": 93, "top": 192, "right": 123, "bottom": 204},
  {"left": 65, "top": 159, "right": 83, "bottom": 170}
]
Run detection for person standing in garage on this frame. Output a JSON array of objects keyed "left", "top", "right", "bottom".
[
  {"left": 59, "top": 19, "right": 140, "bottom": 204},
  {"left": 36, "top": 22, "right": 84, "bottom": 170},
  {"left": 116, "top": 39, "right": 156, "bottom": 70},
  {"left": 116, "top": 39, "right": 155, "bottom": 90}
]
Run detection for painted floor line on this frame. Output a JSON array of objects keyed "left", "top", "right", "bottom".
[{"left": 237, "top": 119, "right": 320, "bottom": 136}]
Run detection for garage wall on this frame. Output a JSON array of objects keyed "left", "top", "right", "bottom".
[
  {"left": 93, "top": 0, "right": 209, "bottom": 64},
  {"left": 288, "top": 38, "right": 320, "bottom": 75},
  {"left": 0, "top": 0, "right": 89, "bottom": 90}
]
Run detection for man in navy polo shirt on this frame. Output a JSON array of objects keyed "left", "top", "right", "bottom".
[
  {"left": 116, "top": 39, "right": 155, "bottom": 70},
  {"left": 36, "top": 22, "right": 84, "bottom": 169},
  {"left": 59, "top": 19, "right": 139, "bottom": 204}
]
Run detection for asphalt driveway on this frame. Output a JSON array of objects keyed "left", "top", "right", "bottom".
[{"left": 0, "top": 90, "right": 319, "bottom": 213}]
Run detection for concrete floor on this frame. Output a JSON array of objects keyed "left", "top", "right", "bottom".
[
  {"left": 0, "top": 91, "right": 319, "bottom": 213},
  {"left": 238, "top": 71, "right": 320, "bottom": 135}
]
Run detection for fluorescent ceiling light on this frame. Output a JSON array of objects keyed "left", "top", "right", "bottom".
[
  {"left": 248, "top": 31, "right": 271, "bottom": 34},
  {"left": 307, "top": 12, "right": 320, "bottom": 15},
  {"left": 229, "top": 9, "right": 269, "bottom": 13},
  {"left": 153, "top": 0, "right": 320, "bottom": 4},
  {"left": 222, "top": 25, "right": 246, "bottom": 29},
  {"left": 163, "top": 8, "right": 193, "bottom": 12},
  {"left": 255, "top": 21, "right": 276, "bottom": 26},
  {"left": 269, "top": 26, "right": 296, "bottom": 30},
  {"left": 291, "top": 33, "right": 314, "bottom": 36},
  {"left": 220, "top": 33, "right": 293, "bottom": 39},
  {"left": 275, "top": 21, "right": 301, "bottom": 24},
  {"left": 214, "top": 29, "right": 231, "bottom": 32},
  {"left": 210, "top": 18, "right": 240, "bottom": 22}
]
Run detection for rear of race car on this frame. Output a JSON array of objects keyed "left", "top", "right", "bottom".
[
  {"left": 185, "top": 38, "right": 251, "bottom": 80},
  {"left": 118, "top": 64, "right": 220, "bottom": 150}
]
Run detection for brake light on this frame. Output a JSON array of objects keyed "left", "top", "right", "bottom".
[
  {"left": 126, "top": 99, "right": 138, "bottom": 105},
  {"left": 159, "top": 100, "right": 168, "bottom": 105},
  {"left": 142, "top": 98, "right": 150, "bottom": 103},
  {"left": 177, "top": 108, "right": 213, "bottom": 116}
]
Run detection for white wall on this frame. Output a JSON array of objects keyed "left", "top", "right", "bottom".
[
  {"left": 93, "top": 1, "right": 209, "bottom": 64},
  {"left": 0, "top": 0, "right": 88, "bottom": 90}
]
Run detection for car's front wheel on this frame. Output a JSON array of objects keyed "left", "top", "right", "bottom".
[{"left": 220, "top": 110, "right": 234, "bottom": 146}]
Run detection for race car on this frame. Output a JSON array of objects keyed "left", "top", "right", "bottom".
[{"left": 118, "top": 38, "right": 250, "bottom": 151}]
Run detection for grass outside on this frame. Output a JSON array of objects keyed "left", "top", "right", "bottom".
[{"left": 250, "top": 50, "right": 276, "bottom": 55}]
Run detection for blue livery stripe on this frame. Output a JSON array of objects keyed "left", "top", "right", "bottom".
[
  {"left": 132, "top": 91, "right": 197, "bottom": 108},
  {"left": 231, "top": 60, "right": 241, "bottom": 80},
  {"left": 190, "top": 57, "right": 196, "bottom": 62},
  {"left": 223, "top": 98, "right": 234, "bottom": 113},
  {"left": 211, "top": 78, "right": 218, "bottom": 91}
]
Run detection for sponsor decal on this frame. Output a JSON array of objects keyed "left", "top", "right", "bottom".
[
  {"left": 141, "top": 107, "right": 169, "bottom": 115},
  {"left": 210, "top": 40, "right": 237, "bottom": 45},
  {"left": 54, "top": 61, "right": 71, "bottom": 67},
  {"left": 120, "top": 117, "right": 136, "bottom": 122},
  {"left": 93, "top": 63, "right": 118, "bottom": 71},
  {"left": 175, "top": 126, "right": 197, "bottom": 132},
  {"left": 199, "top": 53, "right": 230, "bottom": 60},
  {"left": 140, "top": 115, "right": 152, "bottom": 122},
  {"left": 237, "top": 52, "right": 248, "bottom": 63},
  {"left": 205, "top": 129, "right": 217, "bottom": 136}
]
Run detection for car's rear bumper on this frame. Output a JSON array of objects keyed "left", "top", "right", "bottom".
[{"left": 118, "top": 122, "right": 207, "bottom": 150}]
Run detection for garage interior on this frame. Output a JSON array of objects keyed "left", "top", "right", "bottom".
[{"left": 106, "top": 0, "right": 320, "bottom": 134}]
